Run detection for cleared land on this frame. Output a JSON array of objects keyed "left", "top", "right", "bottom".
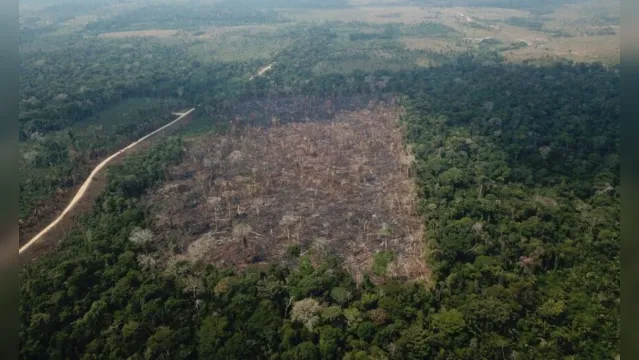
[{"left": 145, "top": 101, "right": 429, "bottom": 282}]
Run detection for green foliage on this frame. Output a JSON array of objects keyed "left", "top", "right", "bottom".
[
  {"left": 430, "top": 308, "right": 466, "bottom": 335},
  {"left": 397, "top": 60, "right": 619, "bottom": 358},
  {"left": 291, "top": 298, "right": 323, "bottom": 332},
  {"left": 394, "top": 324, "right": 431, "bottom": 360},
  {"left": 349, "top": 24, "right": 400, "bottom": 41},
  {"left": 282, "top": 341, "right": 320, "bottom": 360},
  {"left": 401, "top": 21, "right": 460, "bottom": 37},
  {"left": 330, "top": 287, "right": 353, "bottom": 305},
  {"left": 504, "top": 16, "right": 544, "bottom": 31},
  {"left": 20, "top": 138, "right": 189, "bottom": 359},
  {"left": 372, "top": 251, "right": 394, "bottom": 276},
  {"left": 499, "top": 41, "right": 529, "bottom": 51},
  {"left": 197, "top": 315, "right": 229, "bottom": 357},
  {"left": 586, "top": 27, "right": 617, "bottom": 36},
  {"left": 287, "top": 244, "right": 302, "bottom": 257}
]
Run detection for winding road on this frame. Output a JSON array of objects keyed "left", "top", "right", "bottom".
[{"left": 19, "top": 108, "right": 196, "bottom": 254}]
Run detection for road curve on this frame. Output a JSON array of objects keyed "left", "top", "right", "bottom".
[{"left": 19, "top": 108, "right": 196, "bottom": 254}]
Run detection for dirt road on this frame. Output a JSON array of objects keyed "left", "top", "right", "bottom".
[
  {"left": 250, "top": 62, "right": 276, "bottom": 80},
  {"left": 19, "top": 108, "right": 196, "bottom": 254}
]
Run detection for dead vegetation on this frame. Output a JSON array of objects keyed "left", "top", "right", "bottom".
[{"left": 145, "top": 100, "right": 429, "bottom": 282}]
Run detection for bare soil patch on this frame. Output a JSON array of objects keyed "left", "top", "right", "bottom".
[{"left": 146, "top": 101, "right": 429, "bottom": 282}]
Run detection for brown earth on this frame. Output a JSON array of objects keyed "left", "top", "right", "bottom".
[{"left": 144, "top": 100, "right": 429, "bottom": 282}]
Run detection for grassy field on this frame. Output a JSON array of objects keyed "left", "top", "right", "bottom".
[
  {"left": 280, "top": 1, "right": 619, "bottom": 65},
  {"left": 187, "top": 26, "right": 295, "bottom": 62}
]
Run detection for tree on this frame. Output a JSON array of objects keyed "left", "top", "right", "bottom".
[
  {"left": 394, "top": 325, "right": 431, "bottom": 360},
  {"left": 282, "top": 341, "right": 320, "bottom": 360},
  {"left": 291, "top": 298, "right": 323, "bottom": 332},
  {"left": 144, "top": 326, "right": 173, "bottom": 359},
  {"left": 129, "top": 227, "right": 154, "bottom": 251},
  {"left": 198, "top": 315, "right": 229, "bottom": 358},
  {"left": 330, "top": 287, "right": 352, "bottom": 306},
  {"left": 232, "top": 223, "right": 252, "bottom": 259}
]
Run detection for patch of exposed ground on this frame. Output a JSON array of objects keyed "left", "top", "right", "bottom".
[{"left": 145, "top": 100, "right": 428, "bottom": 282}]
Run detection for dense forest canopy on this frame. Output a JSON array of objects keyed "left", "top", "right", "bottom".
[{"left": 19, "top": 0, "right": 619, "bottom": 359}]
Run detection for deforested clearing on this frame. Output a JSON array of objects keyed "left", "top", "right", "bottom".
[{"left": 145, "top": 101, "right": 429, "bottom": 283}]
